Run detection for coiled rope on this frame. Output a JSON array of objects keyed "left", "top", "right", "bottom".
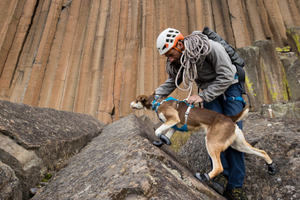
[{"left": 174, "top": 33, "right": 211, "bottom": 99}]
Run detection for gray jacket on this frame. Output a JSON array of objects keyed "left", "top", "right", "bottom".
[{"left": 155, "top": 32, "right": 238, "bottom": 102}]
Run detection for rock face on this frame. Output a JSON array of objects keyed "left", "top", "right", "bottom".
[
  {"left": 31, "top": 114, "right": 224, "bottom": 200},
  {"left": 0, "top": 0, "right": 300, "bottom": 123},
  {"left": 237, "top": 40, "right": 290, "bottom": 111},
  {"left": 178, "top": 112, "right": 300, "bottom": 200},
  {"left": 286, "top": 27, "right": 300, "bottom": 57},
  {"left": 286, "top": 59, "right": 300, "bottom": 101},
  {"left": 0, "top": 100, "right": 105, "bottom": 199},
  {"left": 1, "top": 97, "right": 300, "bottom": 200},
  {"left": 0, "top": 161, "right": 22, "bottom": 200}
]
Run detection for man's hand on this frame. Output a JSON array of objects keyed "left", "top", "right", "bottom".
[{"left": 187, "top": 95, "right": 203, "bottom": 104}]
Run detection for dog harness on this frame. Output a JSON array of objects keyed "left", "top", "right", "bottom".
[{"left": 152, "top": 96, "right": 194, "bottom": 132}]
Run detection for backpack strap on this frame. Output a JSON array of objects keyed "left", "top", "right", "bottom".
[
  {"left": 202, "top": 27, "right": 252, "bottom": 109},
  {"left": 236, "top": 65, "right": 246, "bottom": 94}
]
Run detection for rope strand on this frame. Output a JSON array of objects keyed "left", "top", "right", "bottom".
[{"left": 174, "top": 33, "right": 211, "bottom": 99}]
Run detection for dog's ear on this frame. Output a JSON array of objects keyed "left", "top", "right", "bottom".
[
  {"left": 141, "top": 95, "right": 148, "bottom": 101},
  {"left": 137, "top": 95, "right": 148, "bottom": 102}
]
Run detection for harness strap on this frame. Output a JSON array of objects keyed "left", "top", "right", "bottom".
[
  {"left": 234, "top": 73, "right": 238, "bottom": 80},
  {"left": 152, "top": 97, "right": 194, "bottom": 132},
  {"left": 225, "top": 95, "right": 247, "bottom": 106},
  {"left": 185, "top": 105, "right": 193, "bottom": 124}
]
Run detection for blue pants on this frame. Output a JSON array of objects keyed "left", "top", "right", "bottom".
[{"left": 203, "top": 83, "right": 245, "bottom": 190}]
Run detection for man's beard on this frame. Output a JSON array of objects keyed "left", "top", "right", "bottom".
[
  {"left": 172, "top": 58, "right": 181, "bottom": 66},
  {"left": 166, "top": 58, "right": 182, "bottom": 78}
]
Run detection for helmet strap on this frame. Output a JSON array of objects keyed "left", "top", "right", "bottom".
[
  {"left": 173, "top": 41, "right": 184, "bottom": 54},
  {"left": 173, "top": 46, "right": 183, "bottom": 54}
]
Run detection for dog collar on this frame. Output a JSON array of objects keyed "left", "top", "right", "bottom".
[
  {"left": 151, "top": 95, "right": 162, "bottom": 111},
  {"left": 151, "top": 96, "right": 179, "bottom": 111}
]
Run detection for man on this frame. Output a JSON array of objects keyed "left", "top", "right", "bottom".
[{"left": 155, "top": 28, "right": 247, "bottom": 200}]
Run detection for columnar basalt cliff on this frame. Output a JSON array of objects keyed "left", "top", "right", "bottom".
[{"left": 1, "top": 0, "right": 300, "bottom": 124}]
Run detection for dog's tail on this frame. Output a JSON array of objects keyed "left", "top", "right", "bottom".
[{"left": 229, "top": 108, "right": 249, "bottom": 122}]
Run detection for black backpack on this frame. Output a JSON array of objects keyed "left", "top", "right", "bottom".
[{"left": 202, "top": 27, "right": 246, "bottom": 95}]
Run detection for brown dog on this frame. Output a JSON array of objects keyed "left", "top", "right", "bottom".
[{"left": 130, "top": 93, "right": 276, "bottom": 182}]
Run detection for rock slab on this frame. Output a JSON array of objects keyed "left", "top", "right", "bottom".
[
  {"left": 32, "top": 114, "right": 224, "bottom": 200},
  {"left": 0, "top": 161, "right": 22, "bottom": 200},
  {"left": 179, "top": 113, "right": 300, "bottom": 200},
  {"left": 0, "top": 100, "right": 106, "bottom": 199}
]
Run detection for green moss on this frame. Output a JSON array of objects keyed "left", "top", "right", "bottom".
[
  {"left": 287, "top": 29, "right": 300, "bottom": 57},
  {"left": 276, "top": 46, "right": 291, "bottom": 52},
  {"left": 45, "top": 173, "right": 52, "bottom": 179},
  {"left": 281, "top": 66, "right": 291, "bottom": 100},
  {"left": 40, "top": 173, "right": 53, "bottom": 183},
  {"left": 264, "top": 74, "right": 277, "bottom": 101},
  {"left": 170, "top": 131, "right": 193, "bottom": 153},
  {"left": 245, "top": 76, "right": 256, "bottom": 96}
]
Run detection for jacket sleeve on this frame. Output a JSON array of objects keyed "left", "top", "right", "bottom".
[
  {"left": 155, "top": 76, "right": 182, "bottom": 96},
  {"left": 198, "top": 41, "right": 237, "bottom": 102}
]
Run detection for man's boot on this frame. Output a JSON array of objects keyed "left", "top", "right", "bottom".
[
  {"left": 208, "top": 173, "right": 228, "bottom": 195},
  {"left": 224, "top": 187, "right": 248, "bottom": 200}
]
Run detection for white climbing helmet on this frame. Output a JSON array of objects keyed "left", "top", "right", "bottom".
[{"left": 156, "top": 28, "right": 184, "bottom": 55}]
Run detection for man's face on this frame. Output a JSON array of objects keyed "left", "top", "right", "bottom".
[
  {"left": 164, "top": 42, "right": 183, "bottom": 65},
  {"left": 165, "top": 48, "right": 181, "bottom": 65}
]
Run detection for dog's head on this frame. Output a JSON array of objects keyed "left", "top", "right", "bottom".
[
  {"left": 130, "top": 92, "right": 155, "bottom": 110},
  {"left": 130, "top": 95, "right": 152, "bottom": 110}
]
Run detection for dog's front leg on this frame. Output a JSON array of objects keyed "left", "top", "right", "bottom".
[
  {"left": 154, "top": 123, "right": 177, "bottom": 146},
  {"left": 153, "top": 108, "right": 180, "bottom": 147},
  {"left": 155, "top": 125, "right": 173, "bottom": 146},
  {"left": 165, "top": 128, "right": 176, "bottom": 139}
]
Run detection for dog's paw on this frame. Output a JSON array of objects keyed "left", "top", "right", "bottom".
[
  {"left": 159, "top": 134, "right": 171, "bottom": 146},
  {"left": 195, "top": 173, "right": 210, "bottom": 182},
  {"left": 153, "top": 140, "right": 164, "bottom": 147},
  {"left": 267, "top": 162, "right": 276, "bottom": 175}
]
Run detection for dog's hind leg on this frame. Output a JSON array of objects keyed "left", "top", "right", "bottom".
[
  {"left": 230, "top": 126, "right": 276, "bottom": 175},
  {"left": 206, "top": 141, "right": 224, "bottom": 180},
  {"left": 196, "top": 136, "right": 225, "bottom": 182}
]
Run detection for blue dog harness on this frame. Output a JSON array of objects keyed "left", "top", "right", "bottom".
[{"left": 152, "top": 96, "right": 194, "bottom": 132}]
